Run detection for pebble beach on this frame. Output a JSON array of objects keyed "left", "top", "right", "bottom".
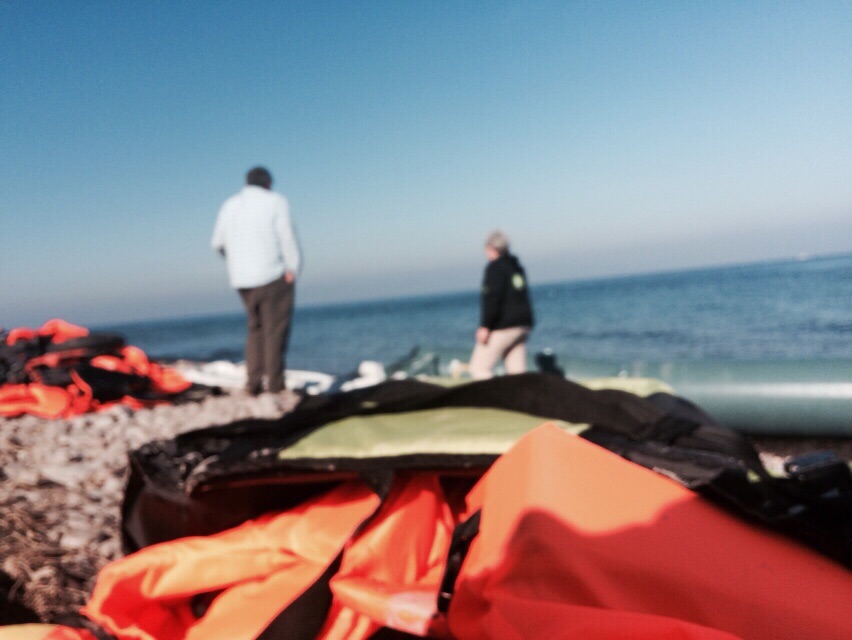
[
  {"left": 2, "top": 382, "right": 851, "bottom": 627},
  {"left": 0, "top": 387, "right": 300, "bottom": 626}
]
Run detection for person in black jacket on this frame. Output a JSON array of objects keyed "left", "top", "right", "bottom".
[{"left": 468, "top": 231, "right": 534, "bottom": 378}]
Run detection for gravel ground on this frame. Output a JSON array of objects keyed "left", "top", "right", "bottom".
[
  {"left": 1, "top": 387, "right": 849, "bottom": 628},
  {"left": 1, "top": 389, "right": 300, "bottom": 627}
]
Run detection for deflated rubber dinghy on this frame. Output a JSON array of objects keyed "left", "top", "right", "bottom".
[{"left": 69, "top": 374, "right": 852, "bottom": 640}]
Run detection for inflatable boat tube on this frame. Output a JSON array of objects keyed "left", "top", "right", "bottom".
[
  {"left": 391, "top": 349, "right": 852, "bottom": 436},
  {"left": 561, "top": 357, "right": 852, "bottom": 437}
]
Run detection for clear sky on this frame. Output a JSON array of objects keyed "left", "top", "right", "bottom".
[{"left": 2, "top": 1, "right": 851, "bottom": 326}]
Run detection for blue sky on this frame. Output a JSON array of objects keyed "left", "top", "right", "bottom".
[{"left": 2, "top": 1, "right": 851, "bottom": 326}]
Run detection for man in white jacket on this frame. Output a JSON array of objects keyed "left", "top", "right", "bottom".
[{"left": 212, "top": 167, "right": 302, "bottom": 395}]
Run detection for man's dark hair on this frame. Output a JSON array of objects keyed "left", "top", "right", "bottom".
[{"left": 246, "top": 166, "right": 273, "bottom": 189}]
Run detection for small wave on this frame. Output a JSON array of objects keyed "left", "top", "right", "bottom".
[
  {"left": 557, "top": 329, "right": 688, "bottom": 341},
  {"left": 792, "top": 320, "right": 852, "bottom": 334}
]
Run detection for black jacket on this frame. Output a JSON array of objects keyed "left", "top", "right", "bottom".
[{"left": 480, "top": 253, "right": 534, "bottom": 330}]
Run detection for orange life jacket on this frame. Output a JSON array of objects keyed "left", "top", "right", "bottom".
[
  {"left": 448, "top": 424, "right": 852, "bottom": 640},
  {"left": 0, "top": 384, "right": 71, "bottom": 419},
  {"left": 5, "top": 319, "right": 89, "bottom": 346},
  {"left": 0, "top": 625, "right": 96, "bottom": 640},
  {"left": 82, "top": 481, "right": 381, "bottom": 640}
]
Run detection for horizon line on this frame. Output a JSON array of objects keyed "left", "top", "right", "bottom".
[{"left": 91, "top": 249, "right": 851, "bottom": 329}]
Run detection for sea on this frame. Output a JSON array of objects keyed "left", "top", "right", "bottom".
[{"left": 98, "top": 253, "right": 852, "bottom": 377}]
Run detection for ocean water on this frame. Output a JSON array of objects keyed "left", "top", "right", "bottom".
[{"left": 100, "top": 254, "right": 852, "bottom": 376}]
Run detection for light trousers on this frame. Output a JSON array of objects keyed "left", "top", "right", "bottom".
[{"left": 469, "top": 326, "right": 531, "bottom": 379}]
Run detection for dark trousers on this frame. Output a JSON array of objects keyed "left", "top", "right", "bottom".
[{"left": 238, "top": 275, "right": 295, "bottom": 393}]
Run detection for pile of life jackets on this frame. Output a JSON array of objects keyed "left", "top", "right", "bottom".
[
  {"left": 6, "top": 375, "right": 852, "bottom": 639},
  {"left": 0, "top": 319, "right": 193, "bottom": 419},
  {"left": 77, "top": 427, "right": 852, "bottom": 638}
]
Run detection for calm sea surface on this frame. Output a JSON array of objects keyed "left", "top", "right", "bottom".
[{"left": 99, "top": 254, "right": 852, "bottom": 375}]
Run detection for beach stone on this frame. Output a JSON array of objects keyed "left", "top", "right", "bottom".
[
  {"left": 14, "top": 469, "right": 39, "bottom": 486},
  {"left": 124, "top": 426, "right": 150, "bottom": 447},
  {"left": 29, "top": 567, "right": 57, "bottom": 583},
  {"left": 89, "top": 414, "right": 114, "bottom": 430},
  {"left": 60, "top": 531, "right": 91, "bottom": 550},
  {"left": 37, "top": 469, "right": 73, "bottom": 489}
]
